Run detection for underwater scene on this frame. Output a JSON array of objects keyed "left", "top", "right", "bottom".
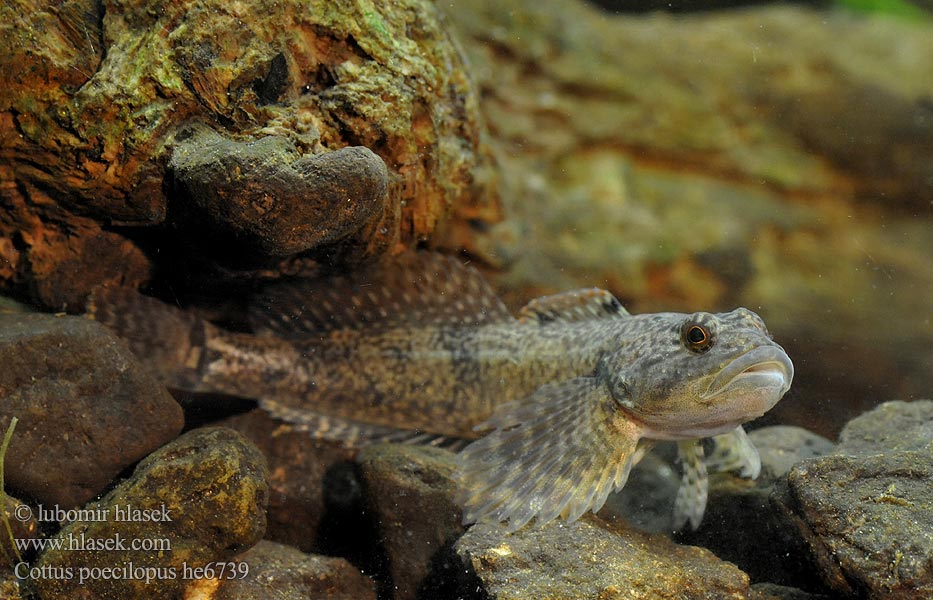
[{"left": 0, "top": 0, "right": 930, "bottom": 598}]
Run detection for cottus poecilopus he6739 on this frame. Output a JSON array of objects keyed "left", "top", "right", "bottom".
[{"left": 86, "top": 252, "right": 793, "bottom": 532}]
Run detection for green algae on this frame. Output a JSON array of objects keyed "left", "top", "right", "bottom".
[
  {"left": 0, "top": 417, "right": 21, "bottom": 567},
  {"left": 835, "top": 0, "right": 930, "bottom": 21}
]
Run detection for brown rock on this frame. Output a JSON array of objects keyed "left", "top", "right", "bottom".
[
  {"left": 29, "top": 427, "right": 269, "bottom": 600},
  {"left": 0, "top": 576, "right": 25, "bottom": 600},
  {"left": 0, "top": 313, "right": 183, "bottom": 508},
  {"left": 169, "top": 126, "right": 388, "bottom": 256},
  {"left": 357, "top": 444, "right": 464, "bottom": 600},
  {"left": 185, "top": 540, "right": 376, "bottom": 600},
  {"left": 782, "top": 401, "right": 933, "bottom": 599},
  {"left": 455, "top": 517, "right": 753, "bottom": 599}
]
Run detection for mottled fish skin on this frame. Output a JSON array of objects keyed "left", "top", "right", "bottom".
[{"left": 86, "top": 252, "right": 793, "bottom": 531}]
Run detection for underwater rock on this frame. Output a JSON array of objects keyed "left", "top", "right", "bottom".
[
  {"left": 184, "top": 540, "right": 376, "bottom": 600},
  {"left": 455, "top": 517, "right": 753, "bottom": 599},
  {"left": 782, "top": 400, "right": 933, "bottom": 599},
  {"left": 169, "top": 126, "right": 388, "bottom": 257},
  {"left": 0, "top": 211, "right": 151, "bottom": 312},
  {"left": 28, "top": 427, "right": 268, "bottom": 600},
  {"left": 832, "top": 399, "right": 932, "bottom": 456},
  {"left": 356, "top": 444, "right": 464, "bottom": 600},
  {"left": 679, "top": 427, "right": 835, "bottom": 591},
  {"left": 217, "top": 409, "right": 358, "bottom": 554},
  {"left": 0, "top": 0, "right": 499, "bottom": 307},
  {"left": 0, "top": 313, "right": 183, "bottom": 508}
]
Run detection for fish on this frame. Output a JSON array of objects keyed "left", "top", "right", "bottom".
[{"left": 86, "top": 252, "right": 793, "bottom": 532}]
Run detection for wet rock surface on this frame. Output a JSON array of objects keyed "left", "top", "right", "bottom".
[
  {"left": 357, "top": 444, "right": 464, "bottom": 600},
  {"left": 28, "top": 427, "right": 269, "bottom": 600},
  {"left": 455, "top": 517, "right": 753, "bottom": 599},
  {"left": 188, "top": 540, "right": 376, "bottom": 600},
  {"left": 782, "top": 400, "right": 933, "bottom": 599},
  {"left": 0, "top": 313, "right": 183, "bottom": 507},
  {"left": 170, "top": 127, "right": 389, "bottom": 257}
]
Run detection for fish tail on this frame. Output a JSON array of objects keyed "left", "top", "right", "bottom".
[{"left": 86, "top": 287, "right": 210, "bottom": 391}]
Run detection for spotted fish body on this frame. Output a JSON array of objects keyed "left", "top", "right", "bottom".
[{"left": 88, "top": 253, "right": 793, "bottom": 531}]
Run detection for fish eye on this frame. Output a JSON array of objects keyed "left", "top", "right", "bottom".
[{"left": 682, "top": 323, "right": 713, "bottom": 353}]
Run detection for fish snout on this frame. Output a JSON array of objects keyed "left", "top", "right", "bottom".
[{"left": 702, "top": 345, "right": 794, "bottom": 402}]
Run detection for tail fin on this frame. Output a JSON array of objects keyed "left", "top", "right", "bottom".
[{"left": 86, "top": 287, "right": 209, "bottom": 391}]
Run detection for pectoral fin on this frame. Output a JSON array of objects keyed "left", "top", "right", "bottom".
[
  {"left": 457, "top": 377, "right": 641, "bottom": 532},
  {"left": 705, "top": 426, "right": 761, "bottom": 479},
  {"left": 673, "top": 440, "right": 708, "bottom": 531}
]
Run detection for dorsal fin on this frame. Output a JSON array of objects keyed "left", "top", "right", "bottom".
[
  {"left": 518, "top": 288, "right": 629, "bottom": 325},
  {"left": 249, "top": 252, "right": 513, "bottom": 336}
]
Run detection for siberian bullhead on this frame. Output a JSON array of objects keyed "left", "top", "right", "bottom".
[{"left": 87, "top": 252, "right": 793, "bottom": 531}]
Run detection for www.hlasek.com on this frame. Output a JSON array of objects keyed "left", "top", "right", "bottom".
[
  {"left": 10, "top": 502, "right": 250, "bottom": 584},
  {"left": 14, "top": 561, "right": 249, "bottom": 585},
  {"left": 16, "top": 532, "right": 171, "bottom": 553}
]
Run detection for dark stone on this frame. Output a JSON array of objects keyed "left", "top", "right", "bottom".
[
  {"left": 169, "top": 125, "right": 388, "bottom": 256},
  {"left": 217, "top": 409, "right": 358, "bottom": 554},
  {"left": 782, "top": 401, "right": 933, "bottom": 599},
  {"left": 356, "top": 444, "right": 464, "bottom": 600},
  {"left": 455, "top": 517, "right": 753, "bottom": 599},
  {"left": 834, "top": 399, "right": 932, "bottom": 455},
  {"left": 0, "top": 313, "right": 183, "bottom": 507},
  {"left": 28, "top": 427, "right": 269, "bottom": 600},
  {"left": 194, "top": 540, "right": 376, "bottom": 600}
]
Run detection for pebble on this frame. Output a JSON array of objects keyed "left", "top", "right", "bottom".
[
  {"left": 0, "top": 313, "right": 183, "bottom": 507},
  {"left": 356, "top": 443, "right": 464, "bottom": 600},
  {"left": 26, "top": 427, "right": 268, "bottom": 600},
  {"left": 170, "top": 125, "right": 388, "bottom": 257},
  {"left": 183, "top": 540, "right": 376, "bottom": 600},
  {"left": 784, "top": 401, "right": 933, "bottom": 599}
]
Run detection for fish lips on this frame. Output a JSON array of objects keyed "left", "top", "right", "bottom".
[{"left": 701, "top": 345, "right": 794, "bottom": 406}]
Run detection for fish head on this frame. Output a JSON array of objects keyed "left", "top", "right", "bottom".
[{"left": 604, "top": 308, "right": 793, "bottom": 440}]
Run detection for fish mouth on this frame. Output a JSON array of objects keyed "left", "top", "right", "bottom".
[{"left": 702, "top": 345, "right": 794, "bottom": 401}]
